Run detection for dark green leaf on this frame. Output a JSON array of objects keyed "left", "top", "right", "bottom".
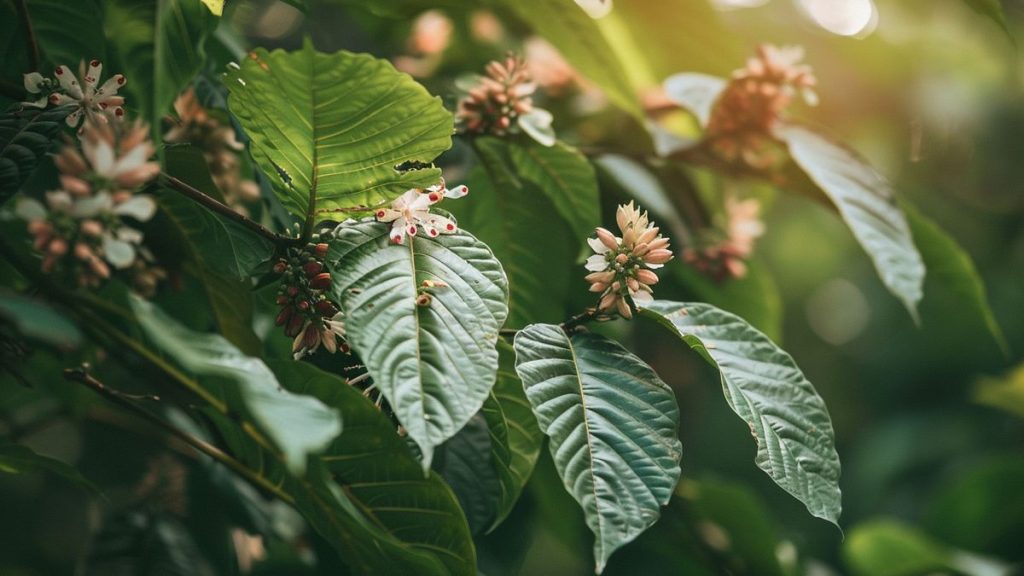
[
  {"left": 776, "top": 123, "right": 925, "bottom": 321},
  {"left": 129, "top": 296, "right": 342, "bottom": 473},
  {"left": 326, "top": 219, "right": 508, "bottom": 468},
  {"left": 513, "top": 324, "right": 682, "bottom": 572},
  {"left": 28, "top": 0, "right": 107, "bottom": 69},
  {"left": 0, "top": 289, "right": 81, "bottom": 349},
  {"left": 83, "top": 511, "right": 215, "bottom": 576},
  {"left": 0, "top": 104, "right": 72, "bottom": 203},
  {"left": 0, "top": 442, "right": 99, "bottom": 493},
  {"left": 225, "top": 40, "right": 453, "bottom": 218},
  {"left": 639, "top": 300, "right": 842, "bottom": 526},
  {"left": 434, "top": 413, "right": 500, "bottom": 535}
]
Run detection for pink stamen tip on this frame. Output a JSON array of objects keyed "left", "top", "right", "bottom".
[
  {"left": 54, "top": 68, "right": 63, "bottom": 75},
  {"left": 90, "top": 59, "right": 100, "bottom": 67},
  {"left": 428, "top": 193, "right": 440, "bottom": 202},
  {"left": 446, "top": 223, "right": 455, "bottom": 231},
  {"left": 116, "top": 76, "right": 125, "bottom": 85},
  {"left": 376, "top": 210, "right": 385, "bottom": 218}
]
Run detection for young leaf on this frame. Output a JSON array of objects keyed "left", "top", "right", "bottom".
[
  {"left": 513, "top": 324, "right": 682, "bottom": 573},
  {"left": 639, "top": 300, "right": 842, "bottom": 526},
  {"left": 270, "top": 360, "right": 476, "bottom": 576},
  {"left": 0, "top": 105, "right": 72, "bottom": 203},
  {"left": 0, "top": 442, "right": 99, "bottom": 494},
  {"left": 775, "top": 123, "right": 925, "bottom": 321},
  {"left": 129, "top": 296, "right": 342, "bottom": 474},
  {"left": 504, "top": 138, "right": 602, "bottom": 246},
  {"left": 225, "top": 40, "right": 453, "bottom": 219},
  {"left": 326, "top": 220, "right": 509, "bottom": 469}
]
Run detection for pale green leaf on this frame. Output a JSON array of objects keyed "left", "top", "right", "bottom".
[
  {"left": 326, "top": 219, "right": 508, "bottom": 468},
  {"left": 513, "top": 324, "right": 682, "bottom": 573},
  {"left": 844, "top": 520, "right": 1011, "bottom": 576},
  {"left": 225, "top": 40, "right": 453, "bottom": 218},
  {"left": 775, "top": 123, "right": 924, "bottom": 321},
  {"left": 639, "top": 300, "right": 842, "bottom": 526}
]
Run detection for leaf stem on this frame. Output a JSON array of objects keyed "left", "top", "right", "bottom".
[
  {"left": 63, "top": 366, "right": 295, "bottom": 505},
  {"left": 14, "top": 0, "right": 40, "bottom": 72},
  {"left": 159, "top": 172, "right": 302, "bottom": 248}
]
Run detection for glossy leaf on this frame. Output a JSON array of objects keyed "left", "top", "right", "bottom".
[
  {"left": 505, "top": 137, "right": 601, "bottom": 246},
  {"left": 0, "top": 105, "right": 72, "bottom": 203},
  {"left": 513, "top": 324, "right": 682, "bottom": 572},
  {"left": 28, "top": 0, "right": 108, "bottom": 70},
  {"left": 639, "top": 300, "right": 842, "bottom": 526},
  {"left": 129, "top": 296, "right": 342, "bottom": 473},
  {"left": 0, "top": 442, "right": 99, "bottom": 493},
  {"left": 0, "top": 290, "right": 81, "bottom": 349},
  {"left": 225, "top": 40, "right": 453, "bottom": 218},
  {"left": 434, "top": 413, "right": 501, "bottom": 535},
  {"left": 327, "top": 219, "right": 508, "bottom": 468},
  {"left": 271, "top": 360, "right": 476, "bottom": 576},
  {"left": 776, "top": 123, "right": 925, "bottom": 321}
]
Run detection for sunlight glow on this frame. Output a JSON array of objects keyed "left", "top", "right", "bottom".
[
  {"left": 799, "top": 0, "right": 878, "bottom": 37},
  {"left": 712, "top": 0, "right": 771, "bottom": 9}
]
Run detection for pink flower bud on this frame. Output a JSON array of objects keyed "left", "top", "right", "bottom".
[
  {"left": 645, "top": 249, "right": 673, "bottom": 264},
  {"left": 275, "top": 306, "right": 293, "bottom": 326},
  {"left": 48, "top": 238, "right": 68, "bottom": 256},
  {"left": 285, "top": 314, "right": 305, "bottom": 338},
  {"left": 595, "top": 227, "right": 618, "bottom": 251},
  {"left": 80, "top": 220, "right": 104, "bottom": 237},
  {"left": 616, "top": 297, "right": 632, "bottom": 319},
  {"left": 636, "top": 269, "right": 659, "bottom": 286},
  {"left": 303, "top": 261, "right": 323, "bottom": 277},
  {"left": 310, "top": 272, "right": 332, "bottom": 290}
]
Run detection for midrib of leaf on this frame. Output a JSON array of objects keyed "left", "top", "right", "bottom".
[{"left": 566, "top": 333, "right": 607, "bottom": 560}]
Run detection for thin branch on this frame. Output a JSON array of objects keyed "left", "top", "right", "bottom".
[
  {"left": 159, "top": 173, "right": 302, "bottom": 247},
  {"left": 561, "top": 308, "right": 600, "bottom": 332},
  {"left": 14, "top": 0, "right": 40, "bottom": 72},
  {"left": 63, "top": 367, "right": 295, "bottom": 505}
]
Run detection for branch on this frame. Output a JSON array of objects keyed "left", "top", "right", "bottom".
[
  {"left": 64, "top": 366, "right": 295, "bottom": 505},
  {"left": 14, "top": 0, "right": 40, "bottom": 72},
  {"left": 159, "top": 173, "right": 302, "bottom": 248}
]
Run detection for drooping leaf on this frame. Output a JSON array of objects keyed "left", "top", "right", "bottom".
[
  {"left": 513, "top": 324, "right": 682, "bottom": 572},
  {"left": 482, "top": 341, "right": 544, "bottom": 531},
  {"left": 129, "top": 296, "right": 342, "bottom": 474},
  {"left": 0, "top": 290, "right": 81, "bottom": 349},
  {"left": 503, "top": 137, "right": 601, "bottom": 247},
  {"left": 270, "top": 360, "right": 476, "bottom": 576},
  {"left": 0, "top": 104, "right": 72, "bottom": 203},
  {"left": 0, "top": 442, "right": 99, "bottom": 493},
  {"left": 434, "top": 413, "right": 501, "bottom": 535},
  {"left": 639, "top": 300, "right": 842, "bottom": 526},
  {"left": 451, "top": 140, "right": 574, "bottom": 327},
  {"left": 225, "top": 40, "right": 453, "bottom": 218},
  {"left": 906, "top": 205, "right": 1007, "bottom": 355},
  {"left": 775, "top": 123, "right": 925, "bottom": 321},
  {"left": 104, "top": 0, "right": 219, "bottom": 128},
  {"left": 326, "top": 219, "right": 508, "bottom": 468}
]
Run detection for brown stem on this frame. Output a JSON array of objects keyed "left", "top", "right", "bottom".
[
  {"left": 63, "top": 367, "right": 295, "bottom": 505},
  {"left": 159, "top": 173, "right": 302, "bottom": 247},
  {"left": 561, "top": 308, "right": 600, "bottom": 332},
  {"left": 14, "top": 0, "right": 40, "bottom": 72}
]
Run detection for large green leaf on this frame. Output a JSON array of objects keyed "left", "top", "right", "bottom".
[
  {"left": 844, "top": 520, "right": 1010, "bottom": 576},
  {"left": 104, "top": 0, "right": 218, "bottom": 128},
  {"left": 775, "top": 124, "right": 925, "bottom": 321},
  {"left": 482, "top": 340, "right": 544, "bottom": 531},
  {"left": 450, "top": 140, "right": 574, "bottom": 327},
  {"left": 271, "top": 360, "right": 476, "bottom": 576},
  {"left": 0, "top": 104, "right": 72, "bottom": 203},
  {"left": 433, "top": 412, "right": 500, "bottom": 535},
  {"left": 504, "top": 137, "right": 601, "bottom": 247},
  {"left": 129, "top": 296, "right": 342, "bottom": 473},
  {"left": 0, "top": 442, "right": 99, "bottom": 493},
  {"left": 225, "top": 40, "right": 453, "bottom": 219},
  {"left": 326, "top": 219, "right": 508, "bottom": 468},
  {"left": 0, "top": 290, "right": 81, "bottom": 349},
  {"left": 906, "top": 205, "right": 1007, "bottom": 355},
  {"left": 513, "top": 324, "right": 682, "bottom": 572},
  {"left": 639, "top": 300, "right": 842, "bottom": 526}
]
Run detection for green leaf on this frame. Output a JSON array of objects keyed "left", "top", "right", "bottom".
[
  {"left": 974, "top": 363, "right": 1024, "bottom": 419},
  {"left": 962, "top": 0, "right": 1013, "bottom": 38},
  {"left": 434, "top": 412, "right": 501, "bottom": 535},
  {"left": 270, "top": 360, "right": 476, "bottom": 576},
  {"left": 326, "top": 219, "right": 508, "bottom": 468},
  {"left": 906, "top": 205, "right": 1007, "bottom": 356},
  {"left": 129, "top": 296, "right": 342, "bottom": 473},
  {"left": 639, "top": 300, "right": 842, "bottom": 526},
  {"left": 496, "top": 0, "right": 642, "bottom": 119},
  {"left": 503, "top": 137, "right": 601, "bottom": 247},
  {"left": 0, "top": 289, "right": 81, "bottom": 349},
  {"left": 104, "top": 0, "right": 219, "bottom": 128},
  {"left": 844, "top": 519, "right": 1011, "bottom": 576},
  {"left": 482, "top": 340, "right": 544, "bottom": 531},
  {"left": 451, "top": 140, "right": 574, "bottom": 327},
  {"left": 775, "top": 123, "right": 925, "bottom": 321},
  {"left": 225, "top": 40, "right": 454, "bottom": 219},
  {"left": 513, "top": 324, "right": 682, "bottom": 572},
  {"left": 662, "top": 73, "right": 727, "bottom": 128},
  {"left": 671, "top": 259, "right": 783, "bottom": 343},
  {"left": 0, "top": 104, "right": 72, "bottom": 203},
  {"left": 28, "top": 0, "right": 108, "bottom": 69},
  {"left": 0, "top": 442, "right": 99, "bottom": 493}
]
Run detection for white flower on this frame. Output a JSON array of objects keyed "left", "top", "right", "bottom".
[
  {"left": 47, "top": 60, "right": 126, "bottom": 128},
  {"left": 375, "top": 180, "right": 468, "bottom": 244},
  {"left": 576, "top": 0, "right": 612, "bottom": 18},
  {"left": 293, "top": 312, "right": 348, "bottom": 360},
  {"left": 22, "top": 72, "right": 50, "bottom": 108}
]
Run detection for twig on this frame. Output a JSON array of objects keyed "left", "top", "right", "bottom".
[
  {"left": 159, "top": 172, "right": 302, "bottom": 247},
  {"left": 561, "top": 308, "right": 599, "bottom": 332},
  {"left": 14, "top": 0, "right": 40, "bottom": 72},
  {"left": 64, "top": 366, "right": 295, "bottom": 505}
]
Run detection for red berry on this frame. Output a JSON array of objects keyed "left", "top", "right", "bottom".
[
  {"left": 310, "top": 272, "right": 332, "bottom": 289},
  {"left": 287, "top": 285, "right": 299, "bottom": 297},
  {"left": 273, "top": 260, "right": 288, "bottom": 274},
  {"left": 314, "top": 243, "right": 329, "bottom": 258},
  {"left": 298, "top": 300, "right": 310, "bottom": 311}
]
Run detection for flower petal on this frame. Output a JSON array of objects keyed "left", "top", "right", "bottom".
[
  {"left": 14, "top": 197, "right": 47, "bottom": 221},
  {"left": 587, "top": 237, "right": 610, "bottom": 254},
  {"left": 585, "top": 254, "right": 608, "bottom": 272},
  {"left": 23, "top": 72, "right": 46, "bottom": 94},
  {"left": 53, "top": 65, "right": 83, "bottom": 99},
  {"left": 102, "top": 236, "right": 136, "bottom": 269},
  {"left": 113, "top": 195, "right": 158, "bottom": 221},
  {"left": 517, "top": 108, "right": 556, "bottom": 147}
]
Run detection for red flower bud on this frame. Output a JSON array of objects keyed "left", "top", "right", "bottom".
[
  {"left": 275, "top": 294, "right": 288, "bottom": 306},
  {"left": 315, "top": 300, "right": 338, "bottom": 316},
  {"left": 303, "top": 261, "right": 322, "bottom": 276},
  {"left": 310, "top": 272, "right": 332, "bottom": 290},
  {"left": 285, "top": 314, "right": 305, "bottom": 337},
  {"left": 287, "top": 285, "right": 299, "bottom": 297},
  {"left": 275, "top": 306, "right": 293, "bottom": 326},
  {"left": 297, "top": 300, "right": 310, "bottom": 311},
  {"left": 272, "top": 260, "right": 288, "bottom": 274},
  {"left": 314, "top": 243, "right": 329, "bottom": 258}
]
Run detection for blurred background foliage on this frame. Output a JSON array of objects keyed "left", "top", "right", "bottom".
[{"left": 1, "top": 0, "right": 1022, "bottom": 574}]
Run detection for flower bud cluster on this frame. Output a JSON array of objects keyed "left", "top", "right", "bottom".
[
  {"left": 683, "top": 196, "right": 765, "bottom": 282},
  {"left": 457, "top": 55, "right": 536, "bottom": 137},
  {"left": 23, "top": 59, "right": 126, "bottom": 129},
  {"left": 585, "top": 202, "right": 673, "bottom": 319},
  {"left": 164, "top": 88, "right": 260, "bottom": 216},
  {"left": 14, "top": 120, "right": 162, "bottom": 292},
  {"left": 272, "top": 238, "right": 348, "bottom": 360},
  {"left": 706, "top": 45, "right": 817, "bottom": 170}
]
